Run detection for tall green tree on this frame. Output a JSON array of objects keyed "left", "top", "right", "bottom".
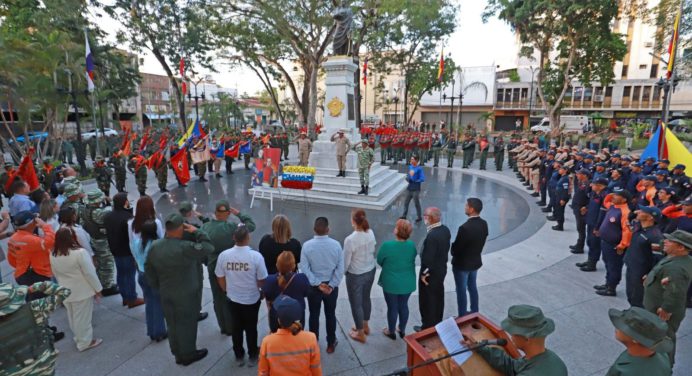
[
  {"left": 484, "top": 0, "right": 627, "bottom": 131},
  {"left": 367, "top": 0, "right": 458, "bottom": 126},
  {"left": 103, "top": 0, "right": 220, "bottom": 129}
]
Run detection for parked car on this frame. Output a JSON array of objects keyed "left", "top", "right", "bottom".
[
  {"left": 8, "top": 131, "right": 49, "bottom": 144},
  {"left": 530, "top": 115, "right": 589, "bottom": 134},
  {"left": 82, "top": 128, "right": 119, "bottom": 140}
]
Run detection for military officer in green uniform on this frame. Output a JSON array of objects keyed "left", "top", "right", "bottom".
[
  {"left": 444, "top": 134, "right": 457, "bottom": 168},
  {"left": 145, "top": 213, "right": 213, "bottom": 366},
  {"left": 110, "top": 151, "right": 127, "bottom": 193},
  {"left": 128, "top": 152, "right": 148, "bottom": 196},
  {"left": 152, "top": 152, "right": 168, "bottom": 193},
  {"left": 431, "top": 133, "right": 443, "bottom": 168},
  {"left": 463, "top": 304, "right": 568, "bottom": 375},
  {"left": 643, "top": 229, "right": 692, "bottom": 365},
  {"left": 353, "top": 139, "right": 375, "bottom": 195},
  {"left": 0, "top": 281, "right": 71, "bottom": 376},
  {"left": 605, "top": 307, "right": 672, "bottom": 376},
  {"left": 199, "top": 200, "right": 255, "bottom": 335},
  {"left": 461, "top": 135, "right": 476, "bottom": 168},
  {"left": 478, "top": 134, "right": 490, "bottom": 170},
  {"left": 494, "top": 134, "right": 505, "bottom": 171},
  {"left": 87, "top": 137, "right": 97, "bottom": 161},
  {"left": 81, "top": 190, "right": 119, "bottom": 296},
  {"left": 60, "top": 184, "right": 84, "bottom": 213},
  {"left": 38, "top": 159, "right": 56, "bottom": 193},
  {"left": 93, "top": 156, "right": 112, "bottom": 196},
  {"left": 62, "top": 138, "right": 75, "bottom": 164}
]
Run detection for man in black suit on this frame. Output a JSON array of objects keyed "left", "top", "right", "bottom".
[
  {"left": 451, "top": 198, "right": 489, "bottom": 317},
  {"left": 414, "top": 207, "right": 451, "bottom": 331}
]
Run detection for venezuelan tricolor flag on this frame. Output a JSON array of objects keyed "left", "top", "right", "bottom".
[
  {"left": 641, "top": 124, "right": 692, "bottom": 177},
  {"left": 177, "top": 120, "right": 207, "bottom": 147}
]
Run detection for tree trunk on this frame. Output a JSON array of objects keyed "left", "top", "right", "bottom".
[
  {"left": 403, "top": 79, "right": 410, "bottom": 127},
  {"left": 307, "top": 58, "right": 318, "bottom": 136}
]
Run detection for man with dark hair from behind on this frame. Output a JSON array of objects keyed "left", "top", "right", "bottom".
[
  {"left": 299, "top": 217, "right": 344, "bottom": 354},
  {"left": 451, "top": 198, "right": 489, "bottom": 318}
]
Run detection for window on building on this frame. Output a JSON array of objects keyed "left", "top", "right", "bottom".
[
  {"left": 632, "top": 86, "right": 641, "bottom": 100},
  {"left": 512, "top": 88, "right": 520, "bottom": 105},
  {"left": 583, "top": 87, "right": 593, "bottom": 103},
  {"left": 642, "top": 86, "right": 651, "bottom": 107},
  {"left": 639, "top": 64, "right": 647, "bottom": 70},
  {"left": 650, "top": 64, "right": 659, "bottom": 78},
  {"left": 623, "top": 86, "right": 631, "bottom": 97},
  {"left": 504, "top": 89, "right": 512, "bottom": 102},
  {"left": 521, "top": 88, "right": 528, "bottom": 99},
  {"left": 496, "top": 89, "right": 503, "bottom": 102},
  {"left": 621, "top": 65, "right": 629, "bottom": 78}
]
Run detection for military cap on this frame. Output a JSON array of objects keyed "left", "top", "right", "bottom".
[
  {"left": 3, "top": 162, "right": 13, "bottom": 168},
  {"left": 179, "top": 201, "right": 193, "bottom": 215},
  {"left": 663, "top": 229, "right": 692, "bottom": 250},
  {"left": 63, "top": 183, "right": 82, "bottom": 198},
  {"left": 596, "top": 154, "right": 606, "bottom": 160},
  {"left": 577, "top": 152, "right": 587, "bottom": 158},
  {"left": 95, "top": 156, "right": 104, "bottom": 162},
  {"left": 621, "top": 156, "right": 632, "bottom": 162},
  {"left": 658, "top": 159, "right": 670, "bottom": 164},
  {"left": 583, "top": 154, "right": 594, "bottom": 160},
  {"left": 660, "top": 187, "right": 676, "bottom": 196},
  {"left": 612, "top": 154, "right": 621, "bottom": 158},
  {"left": 501, "top": 305, "right": 555, "bottom": 338},
  {"left": 637, "top": 205, "right": 662, "bottom": 220},
  {"left": 547, "top": 150, "right": 556, "bottom": 156},
  {"left": 608, "top": 307, "right": 673, "bottom": 353},
  {"left": 673, "top": 164, "right": 686, "bottom": 170},
  {"left": 645, "top": 156, "right": 656, "bottom": 161},
  {"left": 215, "top": 199, "right": 230, "bottom": 212},
  {"left": 0, "top": 283, "right": 29, "bottom": 317},
  {"left": 360, "top": 138, "right": 369, "bottom": 143},
  {"left": 85, "top": 189, "right": 105, "bottom": 205},
  {"left": 164, "top": 213, "right": 185, "bottom": 228},
  {"left": 655, "top": 169, "right": 669, "bottom": 176},
  {"left": 592, "top": 177, "right": 609, "bottom": 186},
  {"left": 630, "top": 162, "right": 642, "bottom": 168},
  {"left": 642, "top": 175, "right": 657, "bottom": 182},
  {"left": 611, "top": 187, "right": 632, "bottom": 201},
  {"left": 595, "top": 162, "right": 606, "bottom": 167},
  {"left": 12, "top": 211, "right": 36, "bottom": 228}
]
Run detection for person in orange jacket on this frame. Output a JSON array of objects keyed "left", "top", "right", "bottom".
[
  {"left": 594, "top": 189, "right": 632, "bottom": 297},
  {"left": 259, "top": 295, "right": 322, "bottom": 376},
  {"left": 8, "top": 210, "right": 56, "bottom": 300}
]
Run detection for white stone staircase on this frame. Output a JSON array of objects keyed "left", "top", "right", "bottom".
[{"left": 248, "top": 164, "right": 407, "bottom": 210}]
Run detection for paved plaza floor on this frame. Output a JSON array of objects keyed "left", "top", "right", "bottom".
[{"left": 1, "top": 151, "right": 690, "bottom": 375}]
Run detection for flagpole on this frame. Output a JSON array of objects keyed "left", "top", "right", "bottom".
[
  {"left": 660, "top": 1, "right": 683, "bottom": 160},
  {"left": 85, "top": 28, "right": 100, "bottom": 158}
]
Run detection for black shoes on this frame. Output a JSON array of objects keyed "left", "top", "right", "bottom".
[
  {"left": 364, "top": 186, "right": 369, "bottom": 195},
  {"left": 575, "top": 261, "right": 590, "bottom": 267},
  {"left": 413, "top": 325, "right": 423, "bottom": 333},
  {"left": 176, "top": 349, "right": 208, "bottom": 366},
  {"left": 546, "top": 216, "right": 557, "bottom": 221},
  {"left": 152, "top": 333, "right": 168, "bottom": 342},
  {"left": 551, "top": 225, "right": 563, "bottom": 231},
  {"left": 198, "top": 312, "right": 209, "bottom": 321},
  {"left": 199, "top": 177, "right": 208, "bottom": 182},
  {"left": 101, "top": 286, "right": 120, "bottom": 297},
  {"left": 541, "top": 208, "right": 552, "bottom": 213},
  {"left": 358, "top": 185, "right": 365, "bottom": 195},
  {"left": 570, "top": 248, "right": 584, "bottom": 254},
  {"left": 596, "top": 287, "right": 616, "bottom": 297},
  {"left": 160, "top": 188, "right": 169, "bottom": 193},
  {"left": 530, "top": 192, "right": 540, "bottom": 197},
  {"left": 415, "top": 217, "right": 423, "bottom": 223},
  {"left": 593, "top": 284, "right": 607, "bottom": 290},
  {"left": 537, "top": 201, "right": 546, "bottom": 206},
  {"left": 580, "top": 264, "right": 597, "bottom": 272}
]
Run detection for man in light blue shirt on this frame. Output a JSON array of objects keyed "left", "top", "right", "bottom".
[
  {"left": 7, "top": 180, "right": 37, "bottom": 218},
  {"left": 299, "top": 216, "right": 344, "bottom": 354}
]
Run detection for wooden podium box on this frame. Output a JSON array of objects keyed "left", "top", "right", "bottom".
[{"left": 404, "top": 313, "right": 521, "bottom": 376}]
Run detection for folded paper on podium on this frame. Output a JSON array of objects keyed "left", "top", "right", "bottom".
[{"left": 404, "top": 313, "right": 520, "bottom": 375}]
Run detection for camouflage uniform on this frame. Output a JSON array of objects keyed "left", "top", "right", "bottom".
[
  {"left": 280, "top": 132, "right": 289, "bottom": 160},
  {"left": 431, "top": 135, "right": 443, "bottom": 167},
  {"left": 444, "top": 137, "right": 458, "bottom": 168},
  {"left": 354, "top": 141, "right": 375, "bottom": 195},
  {"left": 81, "top": 190, "right": 117, "bottom": 291},
  {"left": 60, "top": 184, "right": 84, "bottom": 214},
  {"left": 87, "top": 138, "right": 97, "bottom": 161},
  {"left": 93, "top": 157, "right": 112, "bottom": 196},
  {"left": 128, "top": 155, "right": 148, "bottom": 195},
  {"left": 110, "top": 154, "right": 127, "bottom": 193},
  {"left": 494, "top": 136, "right": 505, "bottom": 171},
  {"left": 39, "top": 161, "right": 56, "bottom": 193},
  {"left": 154, "top": 155, "right": 168, "bottom": 192},
  {"left": 0, "top": 281, "right": 71, "bottom": 376},
  {"left": 62, "top": 140, "right": 74, "bottom": 164}
]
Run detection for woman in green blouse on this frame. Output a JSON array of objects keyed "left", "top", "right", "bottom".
[{"left": 377, "top": 219, "right": 417, "bottom": 340}]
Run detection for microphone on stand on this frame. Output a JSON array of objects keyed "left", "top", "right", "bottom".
[{"left": 382, "top": 338, "right": 508, "bottom": 376}]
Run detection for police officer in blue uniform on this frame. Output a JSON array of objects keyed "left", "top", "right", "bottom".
[
  {"left": 550, "top": 163, "right": 570, "bottom": 231},
  {"left": 570, "top": 168, "right": 591, "bottom": 253},
  {"left": 654, "top": 170, "right": 670, "bottom": 189},
  {"left": 624, "top": 206, "right": 664, "bottom": 307},
  {"left": 607, "top": 169, "right": 626, "bottom": 192},
  {"left": 670, "top": 164, "right": 690, "bottom": 198},
  {"left": 577, "top": 178, "right": 609, "bottom": 272},
  {"left": 538, "top": 150, "right": 554, "bottom": 208},
  {"left": 626, "top": 162, "right": 644, "bottom": 194},
  {"left": 543, "top": 159, "right": 560, "bottom": 215}
]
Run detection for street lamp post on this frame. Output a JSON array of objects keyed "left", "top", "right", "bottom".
[
  {"left": 188, "top": 78, "right": 206, "bottom": 123},
  {"left": 392, "top": 86, "right": 400, "bottom": 127},
  {"left": 443, "top": 79, "right": 462, "bottom": 130}
]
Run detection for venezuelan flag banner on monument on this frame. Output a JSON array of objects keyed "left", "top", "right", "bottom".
[{"left": 641, "top": 124, "right": 692, "bottom": 177}]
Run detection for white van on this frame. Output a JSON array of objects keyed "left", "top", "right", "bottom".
[{"left": 530, "top": 115, "right": 590, "bottom": 134}]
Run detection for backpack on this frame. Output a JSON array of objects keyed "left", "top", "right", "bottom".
[{"left": 0, "top": 304, "right": 54, "bottom": 371}]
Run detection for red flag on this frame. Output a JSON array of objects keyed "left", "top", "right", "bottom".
[
  {"left": 120, "top": 128, "right": 131, "bottom": 151},
  {"left": 158, "top": 135, "right": 168, "bottom": 150},
  {"left": 437, "top": 48, "right": 445, "bottom": 82},
  {"left": 139, "top": 129, "right": 151, "bottom": 151},
  {"left": 6, "top": 148, "right": 39, "bottom": 191},
  {"left": 179, "top": 56, "right": 187, "bottom": 95},
  {"left": 362, "top": 57, "right": 368, "bottom": 86},
  {"left": 147, "top": 151, "right": 165, "bottom": 170},
  {"left": 170, "top": 147, "right": 190, "bottom": 185},
  {"left": 224, "top": 143, "right": 240, "bottom": 158},
  {"left": 122, "top": 132, "right": 136, "bottom": 156}
]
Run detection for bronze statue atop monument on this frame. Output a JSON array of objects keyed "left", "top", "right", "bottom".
[{"left": 332, "top": 6, "right": 353, "bottom": 56}]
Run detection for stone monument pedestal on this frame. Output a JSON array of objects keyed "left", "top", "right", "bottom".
[{"left": 249, "top": 56, "right": 407, "bottom": 210}]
